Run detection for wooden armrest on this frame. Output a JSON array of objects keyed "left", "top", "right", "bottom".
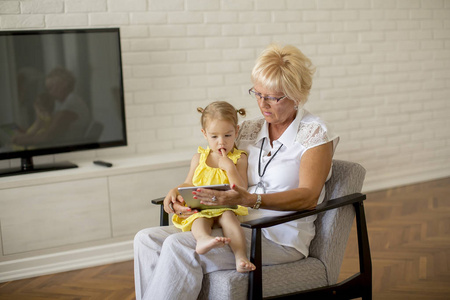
[
  {"left": 246, "top": 192, "right": 369, "bottom": 299},
  {"left": 241, "top": 193, "right": 366, "bottom": 228},
  {"left": 151, "top": 193, "right": 366, "bottom": 229},
  {"left": 151, "top": 197, "right": 165, "bottom": 205}
]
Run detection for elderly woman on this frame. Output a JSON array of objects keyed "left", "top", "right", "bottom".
[{"left": 134, "top": 44, "right": 339, "bottom": 300}]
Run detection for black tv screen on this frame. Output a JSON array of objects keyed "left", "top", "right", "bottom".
[{"left": 0, "top": 28, "right": 127, "bottom": 176}]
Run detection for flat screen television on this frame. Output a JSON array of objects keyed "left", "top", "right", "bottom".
[{"left": 0, "top": 28, "right": 127, "bottom": 177}]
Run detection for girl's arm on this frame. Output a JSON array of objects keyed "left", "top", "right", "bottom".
[
  {"left": 228, "top": 153, "right": 248, "bottom": 189},
  {"left": 218, "top": 151, "right": 248, "bottom": 189},
  {"left": 163, "top": 153, "right": 199, "bottom": 213}
]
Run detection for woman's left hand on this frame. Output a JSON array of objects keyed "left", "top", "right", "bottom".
[{"left": 194, "top": 184, "right": 250, "bottom": 207}]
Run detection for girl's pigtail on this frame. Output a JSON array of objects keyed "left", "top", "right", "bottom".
[
  {"left": 236, "top": 108, "right": 246, "bottom": 117},
  {"left": 197, "top": 107, "right": 204, "bottom": 114}
]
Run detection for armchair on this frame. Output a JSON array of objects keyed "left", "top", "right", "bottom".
[{"left": 151, "top": 159, "right": 371, "bottom": 299}]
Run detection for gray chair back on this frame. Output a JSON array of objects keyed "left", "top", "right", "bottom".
[{"left": 309, "top": 159, "right": 366, "bottom": 284}]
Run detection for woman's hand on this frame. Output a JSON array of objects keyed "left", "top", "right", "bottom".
[
  {"left": 194, "top": 184, "right": 251, "bottom": 207},
  {"left": 163, "top": 188, "right": 198, "bottom": 218},
  {"left": 171, "top": 201, "right": 197, "bottom": 219}
]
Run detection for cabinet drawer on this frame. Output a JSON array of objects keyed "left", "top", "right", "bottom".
[{"left": 0, "top": 178, "right": 111, "bottom": 255}]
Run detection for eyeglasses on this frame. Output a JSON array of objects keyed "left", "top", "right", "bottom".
[{"left": 248, "top": 88, "right": 287, "bottom": 104}]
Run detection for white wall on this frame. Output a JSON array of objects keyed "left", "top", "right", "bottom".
[{"left": 1, "top": 0, "right": 449, "bottom": 192}]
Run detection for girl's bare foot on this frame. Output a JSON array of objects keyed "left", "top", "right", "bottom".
[
  {"left": 236, "top": 258, "right": 256, "bottom": 273},
  {"left": 196, "top": 236, "right": 230, "bottom": 254}
]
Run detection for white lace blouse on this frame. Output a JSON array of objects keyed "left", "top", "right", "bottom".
[{"left": 236, "top": 108, "right": 339, "bottom": 257}]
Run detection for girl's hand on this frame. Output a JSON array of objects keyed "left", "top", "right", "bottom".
[
  {"left": 163, "top": 189, "right": 186, "bottom": 213},
  {"left": 163, "top": 189, "right": 179, "bottom": 214},
  {"left": 218, "top": 149, "right": 235, "bottom": 172},
  {"left": 194, "top": 184, "right": 250, "bottom": 207}
]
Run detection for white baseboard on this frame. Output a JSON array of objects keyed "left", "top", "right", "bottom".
[{"left": 0, "top": 240, "right": 134, "bottom": 283}]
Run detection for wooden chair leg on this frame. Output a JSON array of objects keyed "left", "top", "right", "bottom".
[
  {"left": 354, "top": 201, "right": 372, "bottom": 299},
  {"left": 248, "top": 228, "right": 263, "bottom": 300}
]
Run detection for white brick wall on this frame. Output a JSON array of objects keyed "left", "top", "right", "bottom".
[{"left": 1, "top": 0, "right": 450, "bottom": 191}]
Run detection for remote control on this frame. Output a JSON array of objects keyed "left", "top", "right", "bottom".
[{"left": 93, "top": 160, "right": 113, "bottom": 167}]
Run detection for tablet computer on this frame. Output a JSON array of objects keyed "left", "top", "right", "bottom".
[{"left": 178, "top": 184, "right": 237, "bottom": 210}]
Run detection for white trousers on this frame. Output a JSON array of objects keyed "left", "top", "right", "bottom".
[{"left": 134, "top": 225, "right": 304, "bottom": 300}]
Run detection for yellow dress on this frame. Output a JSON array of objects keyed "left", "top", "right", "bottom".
[
  {"left": 12, "top": 113, "right": 52, "bottom": 151},
  {"left": 172, "top": 146, "right": 249, "bottom": 232}
]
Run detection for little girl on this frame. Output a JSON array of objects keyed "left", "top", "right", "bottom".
[
  {"left": 164, "top": 101, "right": 255, "bottom": 273},
  {"left": 13, "top": 92, "right": 54, "bottom": 149}
]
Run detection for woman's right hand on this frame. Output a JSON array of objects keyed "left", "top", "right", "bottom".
[{"left": 194, "top": 184, "right": 253, "bottom": 208}]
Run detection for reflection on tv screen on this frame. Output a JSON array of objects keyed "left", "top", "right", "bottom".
[{"left": 0, "top": 29, "right": 126, "bottom": 155}]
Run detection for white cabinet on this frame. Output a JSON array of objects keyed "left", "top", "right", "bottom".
[{"left": 0, "top": 152, "right": 191, "bottom": 282}]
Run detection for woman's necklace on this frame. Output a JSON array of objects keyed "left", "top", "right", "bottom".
[{"left": 256, "top": 138, "right": 283, "bottom": 194}]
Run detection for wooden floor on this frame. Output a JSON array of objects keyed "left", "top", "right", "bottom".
[
  {"left": 1, "top": 177, "right": 449, "bottom": 300},
  {"left": 338, "top": 176, "right": 450, "bottom": 300}
]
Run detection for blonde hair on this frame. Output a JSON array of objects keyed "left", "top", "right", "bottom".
[
  {"left": 197, "top": 101, "right": 246, "bottom": 129},
  {"left": 251, "top": 44, "right": 315, "bottom": 106}
]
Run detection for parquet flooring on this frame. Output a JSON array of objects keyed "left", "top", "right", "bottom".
[
  {"left": 339, "top": 176, "right": 450, "bottom": 300},
  {"left": 1, "top": 177, "right": 449, "bottom": 299},
  {"left": 0, "top": 261, "right": 135, "bottom": 300}
]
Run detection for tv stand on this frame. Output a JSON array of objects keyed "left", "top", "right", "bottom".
[
  {"left": 0, "top": 151, "right": 192, "bottom": 283},
  {"left": 0, "top": 157, "right": 78, "bottom": 177}
]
